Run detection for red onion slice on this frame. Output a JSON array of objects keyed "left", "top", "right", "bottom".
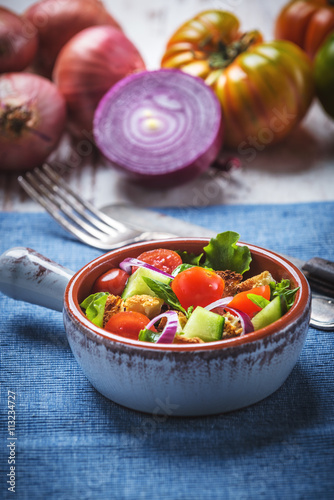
[
  {"left": 119, "top": 257, "right": 174, "bottom": 279},
  {"left": 205, "top": 298, "right": 254, "bottom": 335},
  {"left": 146, "top": 311, "right": 179, "bottom": 344},
  {"left": 204, "top": 297, "right": 234, "bottom": 310},
  {"left": 93, "top": 69, "right": 223, "bottom": 188}
]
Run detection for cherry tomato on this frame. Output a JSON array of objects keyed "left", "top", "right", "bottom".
[
  {"left": 275, "top": 0, "right": 334, "bottom": 60},
  {"left": 135, "top": 248, "right": 182, "bottom": 274},
  {"left": 227, "top": 285, "right": 271, "bottom": 317},
  {"left": 104, "top": 311, "right": 154, "bottom": 340},
  {"left": 161, "top": 10, "right": 314, "bottom": 149},
  {"left": 92, "top": 268, "right": 129, "bottom": 295},
  {"left": 171, "top": 266, "right": 225, "bottom": 310}
]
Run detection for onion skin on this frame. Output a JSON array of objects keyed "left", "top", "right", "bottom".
[
  {"left": 0, "top": 72, "right": 66, "bottom": 171},
  {"left": 23, "top": 0, "right": 121, "bottom": 78},
  {"left": 0, "top": 7, "right": 38, "bottom": 73},
  {"left": 53, "top": 25, "right": 146, "bottom": 137}
]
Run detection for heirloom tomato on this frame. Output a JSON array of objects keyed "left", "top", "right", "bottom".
[
  {"left": 275, "top": 0, "right": 334, "bottom": 59},
  {"left": 314, "top": 32, "right": 334, "bottom": 118},
  {"left": 161, "top": 10, "right": 314, "bottom": 149}
]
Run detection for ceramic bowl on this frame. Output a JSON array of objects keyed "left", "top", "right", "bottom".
[
  {"left": 0, "top": 239, "right": 311, "bottom": 416},
  {"left": 65, "top": 238, "right": 310, "bottom": 416}
]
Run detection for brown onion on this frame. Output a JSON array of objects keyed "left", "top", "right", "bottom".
[
  {"left": 0, "top": 7, "right": 38, "bottom": 73},
  {"left": 0, "top": 72, "right": 66, "bottom": 171},
  {"left": 53, "top": 25, "right": 146, "bottom": 137},
  {"left": 23, "top": 0, "right": 121, "bottom": 78}
]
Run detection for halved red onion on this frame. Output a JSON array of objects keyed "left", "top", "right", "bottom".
[
  {"left": 93, "top": 69, "right": 223, "bottom": 188},
  {"left": 119, "top": 257, "right": 174, "bottom": 279},
  {"left": 146, "top": 311, "right": 179, "bottom": 344},
  {"left": 205, "top": 298, "right": 254, "bottom": 335}
]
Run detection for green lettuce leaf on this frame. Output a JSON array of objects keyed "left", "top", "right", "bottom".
[
  {"left": 203, "top": 231, "right": 252, "bottom": 274},
  {"left": 80, "top": 292, "right": 109, "bottom": 328},
  {"left": 176, "top": 251, "right": 203, "bottom": 266}
]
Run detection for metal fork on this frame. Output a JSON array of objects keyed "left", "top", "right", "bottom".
[{"left": 18, "top": 165, "right": 176, "bottom": 250}]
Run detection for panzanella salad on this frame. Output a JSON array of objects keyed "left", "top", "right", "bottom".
[{"left": 80, "top": 232, "right": 299, "bottom": 344}]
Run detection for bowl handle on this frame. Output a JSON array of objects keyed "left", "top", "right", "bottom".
[{"left": 0, "top": 247, "right": 74, "bottom": 312}]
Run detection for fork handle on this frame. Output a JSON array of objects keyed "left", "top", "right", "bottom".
[
  {"left": 0, "top": 247, "right": 74, "bottom": 312},
  {"left": 302, "top": 257, "right": 334, "bottom": 287}
]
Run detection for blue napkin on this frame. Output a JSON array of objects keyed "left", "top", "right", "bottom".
[{"left": 1, "top": 202, "right": 333, "bottom": 500}]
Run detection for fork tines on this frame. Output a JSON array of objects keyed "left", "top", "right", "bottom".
[{"left": 17, "top": 164, "right": 128, "bottom": 245}]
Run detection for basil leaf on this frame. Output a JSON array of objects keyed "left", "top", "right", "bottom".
[
  {"left": 247, "top": 294, "right": 270, "bottom": 309},
  {"left": 80, "top": 292, "right": 109, "bottom": 327},
  {"left": 270, "top": 280, "right": 299, "bottom": 310},
  {"left": 203, "top": 231, "right": 252, "bottom": 274},
  {"left": 142, "top": 277, "right": 187, "bottom": 316},
  {"left": 139, "top": 329, "right": 161, "bottom": 343}
]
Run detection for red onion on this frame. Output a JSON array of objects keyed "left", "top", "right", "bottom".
[
  {"left": 93, "top": 69, "right": 223, "bottom": 188},
  {"left": 23, "top": 0, "right": 121, "bottom": 78},
  {"left": 0, "top": 72, "right": 66, "bottom": 171},
  {"left": 53, "top": 25, "right": 146, "bottom": 137},
  {"left": 0, "top": 7, "right": 38, "bottom": 72},
  {"left": 119, "top": 258, "right": 174, "bottom": 279},
  {"left": 205, "top": 298, "right": 254, "bottom": 335},
  {"left": 146, "top": 311, "right": 179, "bottom": 344}
]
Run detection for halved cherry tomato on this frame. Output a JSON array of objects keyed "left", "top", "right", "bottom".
[
  {"left": 134, "top": 248, "right": 182, "bottom": 274},
  {"left": 104, "top": 311, "right": 154, "bottom": 340},
  {"left": 227, "top": 285, "right": 271, "bottom": 317},
  {"left": 92, "top": 268, "right": 129, "bottom": 295},
  {"left": 171, "top": 266, "right": 225, "bottom": 310}
]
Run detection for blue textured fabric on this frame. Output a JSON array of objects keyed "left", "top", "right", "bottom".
[{"left": 1, "top": 202, "right": 334, "bottom": 500}]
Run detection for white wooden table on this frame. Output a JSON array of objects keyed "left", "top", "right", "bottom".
[{"left": 1, "top": 0, "right": 334, "bottom": 211}]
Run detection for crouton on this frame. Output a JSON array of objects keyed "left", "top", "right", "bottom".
[
  {"left": 173, "top": 335, "right": 204, "bottom": 344},
  {"left": 157, "top": 311, "right": 187, "bottom": 332},
  {"left": 215, "top": 270, "right": 243, "bottom": 297},
  {"left": 103, "top": 295, "right": 124, "bottom": 327},
  {"left": 124, "top": 294, "right": 163, "bottom": 319},
  {"left": 237, "top": 271, "right": 274, "bottom": 293},
  {"left": 222, "top": 312, "right": 243, "bottom": 339}
]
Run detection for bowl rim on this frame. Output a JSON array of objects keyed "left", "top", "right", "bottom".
[{"left": 65, "top": 238, "right": 310, "bottom": 352}]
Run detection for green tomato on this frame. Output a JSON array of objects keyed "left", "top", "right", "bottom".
[{"left": 314, "top": 32, "right": 334, "bottom": 120}]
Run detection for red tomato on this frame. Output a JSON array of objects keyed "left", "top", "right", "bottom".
[
  {"left": 135, "top": 249, "right": 182, "bottom": 274},
  {"left": 275, "top": 0, "right": 334, "bottom": 59},
  {"left": 92, "top": 268, "right": 129, "bottom": 295},
  {"left": 227, "top": 285, "right": 271, "bottom": 317},
  {"left": 171, "top": 266, "right": 225, "bottom": 310},
  {"left": 104, "top": 311, "right": 154, "bottom": 340}
]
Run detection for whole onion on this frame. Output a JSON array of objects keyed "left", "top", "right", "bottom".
[
  {"left": 53, "top": 25, "right": 146, "bottom": 137},
  {"left": 0, "top": 72, "right": 66, "bottom": 171},
  {"left": 0, "top": 7, "right": 38, "bottom": 73},
  {"left": 23, "top": 0, "right": 121, "bottom": 78}
]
